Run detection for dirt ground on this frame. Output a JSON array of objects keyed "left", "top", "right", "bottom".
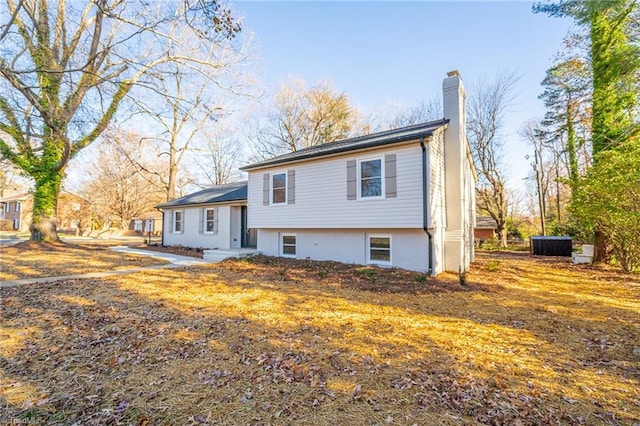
[{"left": 1, "top": 250, "right": 639, "bottom": 425}]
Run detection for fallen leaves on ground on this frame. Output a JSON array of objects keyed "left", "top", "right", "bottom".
[
  {"left": 0, "top": 251, "right": 638, "bottom": 425},
  {"left": 0, "top": 241, "right": 166, "bottom": 280}
]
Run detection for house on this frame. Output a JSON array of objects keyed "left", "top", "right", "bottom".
[
  {"left": 474, "top": 216, "right": 498, "bottom": 241},
  {"left": 239, "top": 71, "right": 476, "bottom": 275},
  {"left": 0, "top": 192, "right": 30, "bottom": 231},
  {"left": 156, "top": 181, "right": 256, "bottom": 250},
  {"left": 0, "top": 191, "right": 91, "bottom": 234},
  {"left": 129, "top": 211, "right": 163, "bottom": 236}
]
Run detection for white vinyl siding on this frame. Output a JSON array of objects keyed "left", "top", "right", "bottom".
[
  {"left": 248, "top": 144, "right": 423, "bottom": 229},
  {"left": 163, "top": 204, "right": 239, "bottom": 249}
]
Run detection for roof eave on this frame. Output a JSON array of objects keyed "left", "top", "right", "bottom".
[{"left": 241, "top": 131, "right": 440, "bottom": 172}]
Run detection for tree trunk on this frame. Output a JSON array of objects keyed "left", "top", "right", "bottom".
[
  {"left": 497, "top": 224, "right": 508, "bottom": 247},
  {"left": 593, "top": 229, "right": 610, "bottom": 262},
  {"left": 30, "top": 172, "right": 62, "bottom": 242}
]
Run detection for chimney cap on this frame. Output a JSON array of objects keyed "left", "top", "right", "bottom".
[{"left": 447, "top": 70, "right": 460, "bottom": 77}]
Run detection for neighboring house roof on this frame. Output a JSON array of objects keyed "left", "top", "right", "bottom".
[
  {"left": 240, "top": 119, "right": 449, "bottom": 171},
  {"left": 0, "top": 190, "right": 88, "bottom": 204},
  {"left": 156, "top": 181, "right": 248, "bottom": 209},
  {"left": 132, "top": 211, "right": 163, "bottom": 221},
  {"left": 476, "top": 216, "right": 498, "bottom": 229},
  {"left": 0, "top": 193, "right": 30, "bottom": 203}
]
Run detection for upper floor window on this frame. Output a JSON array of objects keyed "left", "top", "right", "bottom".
[
  {"left": 359, "top": 158, "right": 383, "bottom": 198},
  {"left": 272, "top": 173, "right": 287, "bottom": 204},
  {"left": 15, "top": 201, "right": 21, "bottom": 212}
]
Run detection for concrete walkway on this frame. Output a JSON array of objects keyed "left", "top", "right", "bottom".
[{"left": 0, "top": 246, "right": 215, "bottom": 288}]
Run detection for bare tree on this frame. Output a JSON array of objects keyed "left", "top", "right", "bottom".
[
  {"left": 193, "top": 123, "right": 243, "bottom": 186},
  {"left": 378, "top": 97, "right": 443, "bottom": 130},
  {"left": 81, "top": 131, "right": 165, "bottom": 229},
  {"left": 0, "top": 0, "right": 240, "bottom": 241},
  {"left": 252, "top": 79, "right": 355, "bottom": 159},
  {"left": 467, "top": 71, "right": 520, "bottom": 247}
]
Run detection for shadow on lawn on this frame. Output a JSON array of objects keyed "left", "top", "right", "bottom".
[{"left": 1, "top": 253, "right": 639, "bottom": 425}]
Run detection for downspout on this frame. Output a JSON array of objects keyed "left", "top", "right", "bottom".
[
  {"left": 420, "top": 137, "right": 434, "bottom": 275},
  {"left": 157, "top": 208, "right": 165, "bottom": 246}
]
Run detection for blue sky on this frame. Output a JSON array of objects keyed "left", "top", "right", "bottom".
[{"left": 233, "top": 1, "right": 574, "bottom": 191}]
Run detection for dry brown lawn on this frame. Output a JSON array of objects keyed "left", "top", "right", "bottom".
[
  {"left": 0, "top": 241, "right": 166, "bottom": 280},
  {"left": 1, "top": 250, "right": 639, "bottom": 425}
]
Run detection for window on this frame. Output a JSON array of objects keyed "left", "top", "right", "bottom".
[
  {"left": 134, "top": 220, "right": 143, "bottom": 231},
  {"left": 15, "top": 202, "right": 20, "bottom": 212},
  {"left": 272, "top": 173, "right": 286, "bottom": 204},
  {"left": 204, "top": 208, "right": 215, "bottom": 233},
  {"left": 359, "top": 158, "right": 383, "bottom": 198},
  {"left": 13, "top": 218, "right": 19, "bottom": 230},
  {"left": 367, "top": 235, "right": 391, "bottom": 264},
  {"left": 71, "top": 202, "right": 81, "bottom": 211},
  {"left": 281, "top": 234, "right": 296, "bottom": 257},
  {"left": 173, "top": 210, "right": 183, "bottom": 233}
]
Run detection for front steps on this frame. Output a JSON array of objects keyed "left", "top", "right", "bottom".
[{"left": 203, "top": 248, "right": 259, "bottom": 262}]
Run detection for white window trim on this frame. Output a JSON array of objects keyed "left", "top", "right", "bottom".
[
  {"left": 357, "top": 157, "right": 385, "bottom": 200},
  {"left": 280, "top": 233, "right": 296, "bottom": 258},
  {"left": 366, "top": 234, "right": 392, "bottom": 266},
  {"left": 133, "top": 220, "right": 143, "bottom": 231},
  {"left": 172, "top": 210, "right": 184, "bottom": 234},
  {"left": 204, "top": 208, "right": 216, "bottom": 234},
  {"left": 271, "top": 171, "right": 288, "bottom": 205}
]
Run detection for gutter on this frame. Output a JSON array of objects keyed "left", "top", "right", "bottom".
[{"left": 420, "top": 137, "right": 434, "bottom": 276}]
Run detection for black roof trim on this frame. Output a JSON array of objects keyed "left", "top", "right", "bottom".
[
  {"left": 155, "top": 181, "right": 247, "bottom": 209},
  {"left": 241, "top": 119, "right": 448, "bottom": 171}
]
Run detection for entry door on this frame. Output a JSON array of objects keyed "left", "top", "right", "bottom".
[{"left": 241, "top": 206, "right": 257, "bottom": 248}]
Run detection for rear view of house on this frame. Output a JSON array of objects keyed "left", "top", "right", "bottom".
[{"left": 241, "top": 71, "right": 476, "bottom": 274}]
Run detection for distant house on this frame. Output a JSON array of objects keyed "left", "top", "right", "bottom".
[
  {"left": 474, "top": 216, "right": 498, "bottom": 241},
  {"left": 0, "top": 191, "right": 91, "bottom": 234},
  {"left": 130, "top": 211, "right": 163, "bottom": 236},
  {"left": 157, "top": 71, "right": 476, "bottom": 275},
  {"left": 156, "top": 181, "right": 256, "bottom": 250}
]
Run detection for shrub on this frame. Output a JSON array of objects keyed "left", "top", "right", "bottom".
[
  {"left": 0, "top": 219, "right": 13, "bottom": 231},
  {"left": 571, "top": 139, "right": 640, "bottom": 273}
]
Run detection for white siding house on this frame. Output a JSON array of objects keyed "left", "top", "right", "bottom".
[
  {"left": 240, "top": 71, "right": 476, "bottom": 275},
  {"left": 156, "top": 181, "right": 255, "bottom": 250}
]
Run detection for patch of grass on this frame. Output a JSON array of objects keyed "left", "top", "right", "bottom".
[
  {"left": 355, "top": 268, "right": 377, "bottom": 282},
  {"left": 484, "top": 260, "right": 501, "bottom": 272},
  {"left": 0, "top": 251, "right": 638, "bottom": 424}
]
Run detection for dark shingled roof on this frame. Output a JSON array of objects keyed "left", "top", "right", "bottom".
[
  {"left": 240, "top": 119, "right": 449, "bottom": 171},
  {"left": 156, "top": 181, "right": 247, "bottom": 209},
  {"left": 476, "top": 216, "right": 498, "bottom": 229}
]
